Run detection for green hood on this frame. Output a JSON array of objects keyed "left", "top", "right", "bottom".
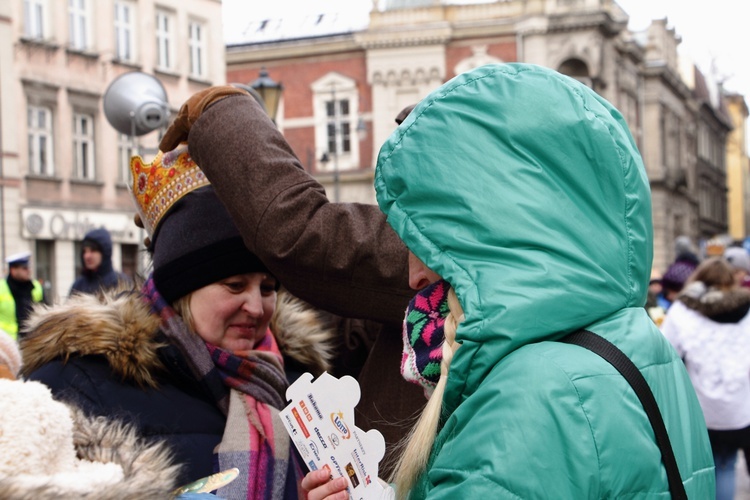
[
  {"left": 374, "top": 64, "right": 714, "bottom": 499},
  {"left": 375, "top": 63, "right": 652, "bottom": 399}
]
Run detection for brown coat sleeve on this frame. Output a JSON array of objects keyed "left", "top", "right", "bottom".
[
  {"left": 189, "top": 94, "right": 412, "bottom": 325},
  {"left": 189, "top": 96, "right": 426, "bottom": 468}
]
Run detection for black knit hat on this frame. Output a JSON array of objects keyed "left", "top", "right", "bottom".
[{"left": 151, "top": 185, "right": 270, "bottom": 303}]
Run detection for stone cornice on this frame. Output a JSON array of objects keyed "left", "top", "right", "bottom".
[
  {"left": 226, "top": 33, "right": 361, "bottom": 64},
  {"left": 370, "top": 66, "right": 443, "bottom": 86},
  {"left": 355, "top": 22, "right": 452, "bottom": 49},
  {"left": 614, "top": 37, "right": 644, "bottom": 63},
  {"left": 699, "top": 102, "right": 734, "bottom": 132},
  {"left": 641, "top": 62, "right": 691, "bottom": 98},
  {"left": 369, "top": 1, "right": 526, "bottom": 29},
  {"left": 546, "top": 11, "right": 626, "bottom": 36},
  {"left": 20, "top": 77, "right": 60, "bottom": 92},
  {"left": 450, "top": 19, "right": 517, "bottom": 40}
]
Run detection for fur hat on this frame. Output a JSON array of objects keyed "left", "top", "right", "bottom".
[
  {"left": 0, "top": 379, "right": 181, "bottom": 497},
  {"left": 0, "top": 379, "right": 125, "bottom": 492},
  {"left": 131, "top": 147, "right": 270, "bottom": 303}
]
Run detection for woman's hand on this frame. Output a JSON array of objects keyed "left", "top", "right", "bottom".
[{"left": 301, "top": 469, "right": 349, "bottom": 500}]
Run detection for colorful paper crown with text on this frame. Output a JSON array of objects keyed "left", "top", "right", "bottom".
[{"left": 129, "top": 144, "right": 210, "bottom": 236}]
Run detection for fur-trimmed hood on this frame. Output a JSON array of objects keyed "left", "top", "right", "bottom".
[
  {"left": 0, "top": 380, "right": 180, "bottom": 499},
  {"left": 678, "top": 281, "right": 750, "bottom": 323},
  {"left": 20, "top": 288, "right": 336, "bottom": 386}
]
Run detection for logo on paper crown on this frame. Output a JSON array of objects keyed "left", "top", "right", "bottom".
[{"left": 129, "top": 144, "right": 210, "bottom": 236}]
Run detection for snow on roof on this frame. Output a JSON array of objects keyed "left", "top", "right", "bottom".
[{"left": 225, "top": 11, "right": 369, "bottom": 46}]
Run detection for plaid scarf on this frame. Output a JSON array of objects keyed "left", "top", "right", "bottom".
[{"left": 142, "top": 276, "right": 303, "bottom": 499}]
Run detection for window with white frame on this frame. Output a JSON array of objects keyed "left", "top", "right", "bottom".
[
  {"left": 23, "top": 0, "right": 47, "bottom": 39},
  {"left": 155, "top": 9, "right": 174, "bottom": 71},
  {"left": 73, "top": 113, "right": 95, "bottom": 180},
  {"left": 326, "top": 99, "right": 351, "bottom": 155},
  {"left": 118, "top": 133, "right": 136, "bottom": 183},
  {"left": 312, "top": 73, "right": 360, "bottom": 172},
  {"left": 188, "top": 21, "right": 207, "bottom": 79},
  {"left": 27, "top": 105, "right": 54, "bottom": 176},
  {"left": 68, "top": 0, "right": 90, "bottom": 51},
  {"left": 114, "top": 1, "right": 135, "bottom": 62}
]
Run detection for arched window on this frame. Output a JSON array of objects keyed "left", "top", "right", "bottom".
[{"left": 557, "top": 58, "right": 592, "bottom": 88}]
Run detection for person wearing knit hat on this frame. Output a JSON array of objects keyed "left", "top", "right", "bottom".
[
  {"left": 20, "top": 147, "right": 337, "bottom": 498},
  {"left": 656, "top": 249, "right": 701, "bottom": 313}
]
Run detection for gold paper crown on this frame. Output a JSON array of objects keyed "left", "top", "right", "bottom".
[{"left": 129, "top": 144, "right": 210, "bottom": 236}]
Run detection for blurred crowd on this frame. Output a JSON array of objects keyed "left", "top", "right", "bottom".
[{"left": 646, "top": 236, "right": 750, "bottom": 499}]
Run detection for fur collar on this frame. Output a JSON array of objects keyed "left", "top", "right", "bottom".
[
  {"left": 677, "top": 283, "right": 750, "bottom": 323},
  {"left": 20, "top": 288, "right": 336, "bottom": 386}
]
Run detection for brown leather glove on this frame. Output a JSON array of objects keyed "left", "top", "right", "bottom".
[{"left": 159, "top": 86, "right": 249, "bottom": 152}]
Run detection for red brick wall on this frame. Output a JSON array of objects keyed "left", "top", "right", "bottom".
[
  {"left": 445, "top": 37, "right": 517, "bottom": 78},
  {"left": 283, "top": 126, "right": 316, "bottom": 172},
  {"left": 227, "top": 40, "right": 517, "bottom": 173},
  {"left": 227, "top": 50, "right": 371, "bottom": 171}
]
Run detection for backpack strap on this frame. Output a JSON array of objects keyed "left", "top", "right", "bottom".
[{"left": 561, "top": 330, "right": 687, "bottom": 500}]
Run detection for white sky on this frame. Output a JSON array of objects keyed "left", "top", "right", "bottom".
[{"left": 223, "top": 0, "right": 749, "bottom": 100}]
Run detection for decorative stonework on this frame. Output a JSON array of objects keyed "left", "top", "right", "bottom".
[
  {"left": 454, "top": 45, "right": 504, "bottom": 75},
  {"left": 371, "top": 67, "right": 442, "bottom": 87}
]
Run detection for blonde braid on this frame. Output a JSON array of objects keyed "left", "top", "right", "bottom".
[{"left": 392, "top": 288, "right": 464, "bottom": 499}]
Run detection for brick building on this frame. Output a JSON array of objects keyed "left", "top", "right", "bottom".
[{"left": 226, "top": 0, "right": 740, "bottom": 273}]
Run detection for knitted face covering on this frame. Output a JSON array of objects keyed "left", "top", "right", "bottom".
[{"left": 401, "top": 279, "right": 451, "bottom": 399}]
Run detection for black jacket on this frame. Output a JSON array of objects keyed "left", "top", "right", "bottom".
[
  {"left": 21, "top": 288, "right": 335, "bottom": 485},
  {"left": 27, "top": 346, "right": 224, "bottom": 484}
]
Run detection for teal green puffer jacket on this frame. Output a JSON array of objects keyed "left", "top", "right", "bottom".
[{"left": 375, "top": 64, "right": 714, "bottom": 499}]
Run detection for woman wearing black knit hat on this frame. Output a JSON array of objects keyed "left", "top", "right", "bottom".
[{"left": 19, "top": 147, "right": 335, "bottom": 498}]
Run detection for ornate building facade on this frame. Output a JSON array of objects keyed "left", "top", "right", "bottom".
[
  {"left": 0, "top": 0, "right": 225, "bottom": 300},
  {"left": 725, "top": 93, "right": 750, "bottom": 241},
  {"left": 227, "top": 0, "right": 738, "bottom": 273}
]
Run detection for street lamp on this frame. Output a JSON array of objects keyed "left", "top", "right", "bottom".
[
  {"left": 319, "top": 150, "right": 339, "bottom": 202},
  {"left": 356, "top": 118, "right": 367, "bottom": 142},
  {"left": 250, "top": 67, "right": 283, "bottom": 123}
]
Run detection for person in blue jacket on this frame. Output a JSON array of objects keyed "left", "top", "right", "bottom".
[{"left": 69, "top": 227, "right": 131, "bottom": 296}]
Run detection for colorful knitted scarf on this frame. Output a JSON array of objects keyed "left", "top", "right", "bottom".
[
  {"left": 142, "top": 276, "right": 303, "bottom": 499},
  {"left": 401, "top": 279, "right": 451, "bottom": 399}
]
